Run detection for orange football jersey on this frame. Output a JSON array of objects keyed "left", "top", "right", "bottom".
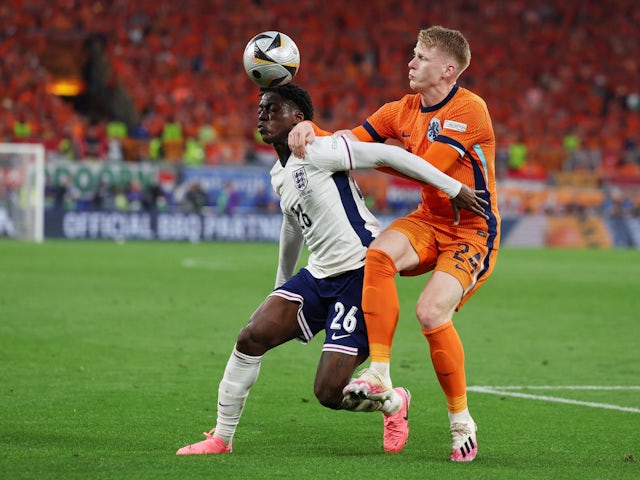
[{"left": 351, "top": 85, "right": 501, "bottom": 249}]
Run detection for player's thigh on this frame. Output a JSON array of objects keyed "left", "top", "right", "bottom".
[
  {"left": 431, "top": 236, "right": 494, "bottom": 312},
  {"left": 370, "top": 228, "right": 421, "bottom": 272},
  {"left": 383, "top": 214, "right": 438, "bottom": 274},
  {"left": 237, "top": 295, "right": 301, "bottom": 355}
]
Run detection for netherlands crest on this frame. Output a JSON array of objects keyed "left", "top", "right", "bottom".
[
  {"left": 292, "top": 167, "right": 308, "bottom": 191},
  {"left": 427, "top": 118, "right": 442, "bottom": 142}
]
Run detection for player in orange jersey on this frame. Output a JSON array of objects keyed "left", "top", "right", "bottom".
[{"left": 288, "top": 25, "right": 500, "bottom": 462}]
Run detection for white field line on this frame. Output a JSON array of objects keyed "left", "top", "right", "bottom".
[
  {"left": 468, "top": 385, "right": 640, "bottom": 414},
  {"left": 472, "top": 385, "right": 640, "bottom": 391},
  {"left": 181, "top": 258, "right": 235, "bottom": 270}
]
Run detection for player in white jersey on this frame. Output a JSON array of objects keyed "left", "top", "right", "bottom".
[
  {"left": 177, "top": 84, "right": 487, "bottom": 455},
  {"left": 270, "top": 136, "right": 380, "bottom": 280}
]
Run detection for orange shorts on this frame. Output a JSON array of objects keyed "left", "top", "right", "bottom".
[{"left": 387, "top": 211, "right": 499, "bottom": 310}]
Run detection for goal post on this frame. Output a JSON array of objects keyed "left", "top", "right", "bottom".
[{"left": 0, "top": 143, "right": 45, "bottom": 243}]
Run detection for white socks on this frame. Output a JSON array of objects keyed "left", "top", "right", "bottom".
[
  {"left": 213, "top": 349, "right": 409, "bottom": 444},
  {"left": 369, "top": 361, "right": 392, "bottom": 386},
  {"left": 214, "top": 346, "right": 262, "bottom": 445},
  {"left": 448, "top": 407, "right": 473, "bottom": 424},
  {"left": 367, "top": 361, "right": 400, "bottom": 414}
]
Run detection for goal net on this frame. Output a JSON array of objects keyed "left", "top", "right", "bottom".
[{"left": 0, "top": 143, "right": 45, "bottom": 243}]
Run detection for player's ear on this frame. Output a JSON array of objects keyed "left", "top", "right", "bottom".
[
  {"left": 444, "top": 63, "right": 456, "bottom": 78},
  {"left": 293, "top": 108, "right": 305, "bottom": 123}
]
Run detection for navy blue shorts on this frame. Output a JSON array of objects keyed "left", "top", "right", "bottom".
[{"left": 270, "top": 267, "right": 369, "bottom": 357}]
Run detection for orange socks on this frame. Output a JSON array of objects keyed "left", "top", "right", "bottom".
[
  {"left": 423, "top": 321, "right": 467, "bottom": 414},
  {"left": 362, "top": 248, "right": 398, "bottom": 363},
  {"left": 363, "top": 249, "right": 468, "bottom": 414}
]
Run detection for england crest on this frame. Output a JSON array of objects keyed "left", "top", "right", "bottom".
[{"left": 292, "top": 167, "right": 308, "bottom": 191}]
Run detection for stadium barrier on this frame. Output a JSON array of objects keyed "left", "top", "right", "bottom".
[
  {"left": 33, "top": 208, "right": 638, "bottom": 249},
  {"left": 2, "top": 160, "right": 639, "bottom": 247}
]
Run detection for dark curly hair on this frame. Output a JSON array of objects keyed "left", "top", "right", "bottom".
[{"left": 261, "top": 83, "right": 314, "bottom": 121}]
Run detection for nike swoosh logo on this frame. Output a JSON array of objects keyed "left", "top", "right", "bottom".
[
  {"left": 401, "top": 132, "right": 410, "bottom": 138},
  {"left": 331, "top": 333, "right": 351, "bottom": 341},
  {"left": 218, "top": 402, "right": 233, "bottom": 408}
]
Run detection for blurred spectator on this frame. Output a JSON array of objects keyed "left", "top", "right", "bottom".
[
  {"left": 183, "top": 138, "right": 205, "bottom": 166},
  {"left": 91, "top": 179, "right": 114, "bottom": 211},
  {"left": 508, "top": 141, "right": 527, "bottom": 172},
  {"left": 142, "top": 183, "right": 169, "bottom": 212},
  {"left": 181, "top": 180, "right": 209, "bottom": 214},
  {"left": 84, "top": 121, "right": 108, "bottom": 159},
  {"left": 126, "top": 181, "right": 145, "bottom": 211},
  {"left": 216, "top": 181, "right": 239, "bottom": 215},
  {"left": 114, "top": 185, "right": 129, "bottom": 211},
  {"left": 50, "top": 175, "right": 79, "bottom": 211}
]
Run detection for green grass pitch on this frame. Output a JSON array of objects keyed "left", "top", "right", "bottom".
[{"left": 1, "top": 240, "right": 639, "bottom": 479}]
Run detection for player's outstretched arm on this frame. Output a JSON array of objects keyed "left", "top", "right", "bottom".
[
  {"left": 346, "top": 137, "right": 488, "bottom": 223},
  {"left": 347, "top": 138, "right": 463, "bottom": 198}
]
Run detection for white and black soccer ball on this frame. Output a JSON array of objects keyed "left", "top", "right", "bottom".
[{"left": 243, "top": 31, "right": 300, "bottom": 88}]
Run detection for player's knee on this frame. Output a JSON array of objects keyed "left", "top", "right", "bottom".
[
  {"left": 236, "top": 324, "right": 270, "bottom": 356},
  {"left": 416, "top": 301, "right": 453, "bottom": 330},
  {"left": 314, "top": 380, "right": 343, "bottom": 410},
  {"left": 416, "top": 303, "right": 439, "bottom": 330}
]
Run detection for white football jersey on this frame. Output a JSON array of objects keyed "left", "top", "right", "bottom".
[{"left": 270, "top": 136, "right": 380, "bottom": 279}]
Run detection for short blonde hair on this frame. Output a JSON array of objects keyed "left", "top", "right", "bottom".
[{"left": 418, "top": 26, "right": 471, "bottom": 76}]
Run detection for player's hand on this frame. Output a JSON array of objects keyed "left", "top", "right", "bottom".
[
  {"left": 333, "top": 129, "right": 357, "bottom": 141},
  {"left": 288, "top": 121, "right": 315, "bottom": 158},
  {"left": 450, "top": 185, "right": 489, "bottom": 225}
]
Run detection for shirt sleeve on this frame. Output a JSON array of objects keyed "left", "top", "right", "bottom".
[
  {"left": 304, "top": 135, "right": 462, "bottom": 198},
  {"left": 342, "top": 136, "right": 462, "bottom": 198},
  {"left": 274, "top": 213, "right": 303, "bottom": 288}
]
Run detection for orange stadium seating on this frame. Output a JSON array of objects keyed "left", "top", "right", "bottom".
[{"left": 1, "top": 0, "right": 638, "bottom": 184}]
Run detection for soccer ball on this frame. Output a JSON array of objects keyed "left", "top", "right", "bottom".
[{"left": 243, "top": 31, "right": 300, "bottom": 88}]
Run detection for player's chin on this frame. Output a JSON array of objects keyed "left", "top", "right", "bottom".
[{"left": 258, "top": 130, "right": 272, "bottom": 142}]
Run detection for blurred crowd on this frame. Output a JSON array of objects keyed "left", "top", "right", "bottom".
[{"left": 1, "top": 0, "right": 639, "bottom": 181}]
